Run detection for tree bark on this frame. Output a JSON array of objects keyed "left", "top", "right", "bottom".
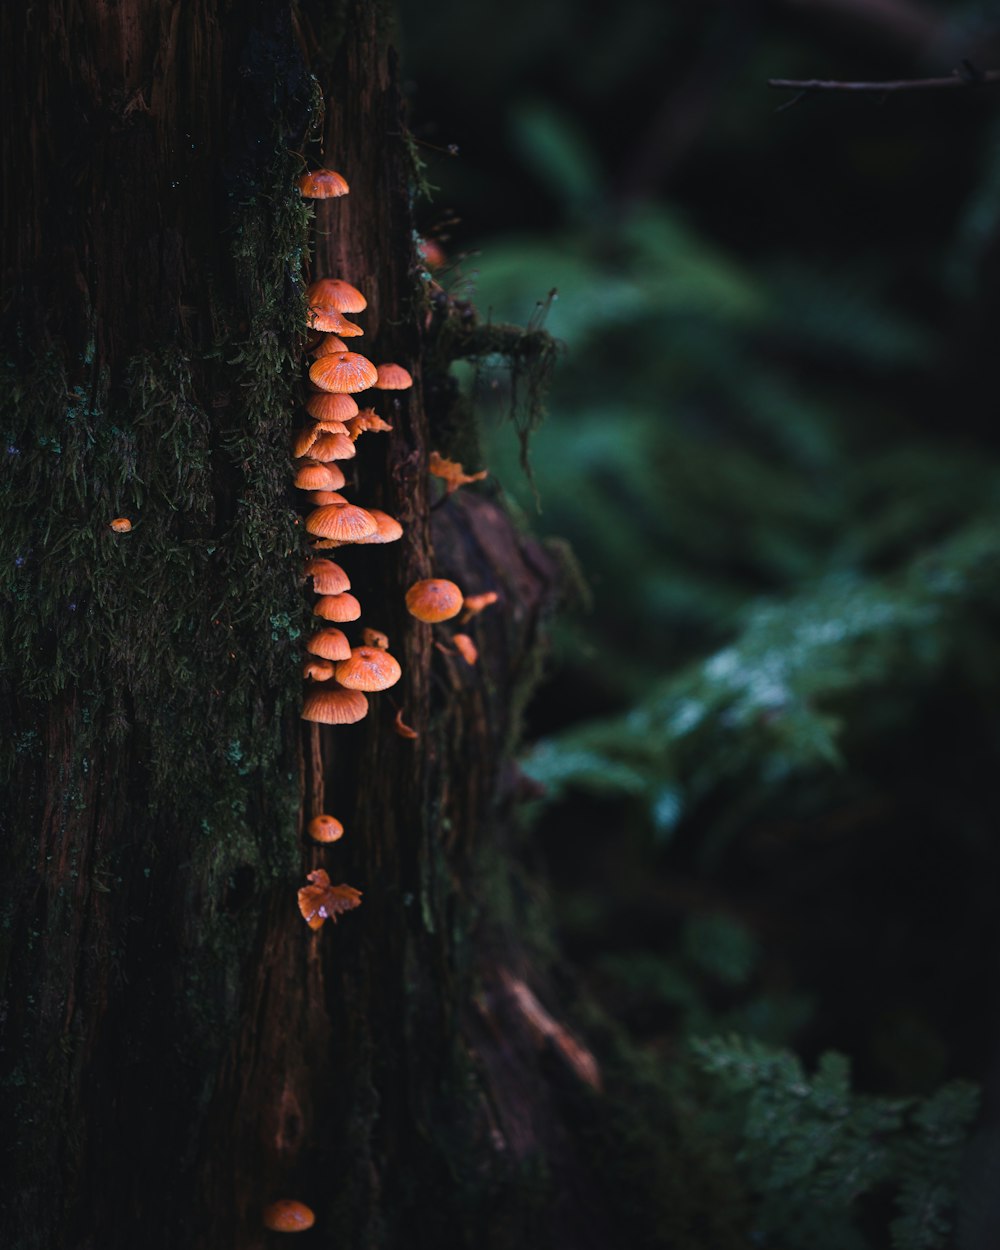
[{"left": 1, "top": 4, "right": 745, "bottom": 1249}]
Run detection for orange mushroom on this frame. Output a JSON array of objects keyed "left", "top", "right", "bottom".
[
  {"left": 298, "top": 169, "right": 349, "bottom": 198},
  {"left": 109, "top": 517, "right": 132, "bottom": 533},
  {"left": 307, "top": 490, "right": 348, "bottom": 505},
  {"left": 307, "top": 305, "right": 364, "bottom": 336},
  {"left": 428, "top": 450, "right": 488, "bottom": 494},
  {"left": 351, "top": 509, "right": 403, "bottom": 545},
  {"left": 307, "top": 431, "right": 356, "bottom": 462},
  {"left": 306, "top": 278, "right": 367, "bottom": 313},
  {"left": 461, "top": 591, "right": 499, "bottom": 623},
  {"left": 303, "top": 657, "right": 336, "bottom": 682},
  {"left": 293, "top": 462, "right": 344, "bottom": 491},
  {"left": 313, "top": 592, "right": 362, "bottom": 622},
  {"left": 305, "top": 391, "right": 359, "bottom": 422},
  {"left": 301, "top": 684, "right": 368, "bottom": 725},
  {"left": 452, "top": 633, "right": 479, "bottom": 665},
  {"left": 344, "top": 409, "right": 393, "bottom": 441},
  {"left": 262, "top": 1199, "right": 316, "bottom": 1232},
  {"left": 311, "top": 333, "right": 349, "bottom": 358},
  {"left": 297, "top": 868, "right": 362, "bottom": 929},
  {"left": 405, "top": 578, "right": 463, "bottom": 623},
  {"left": 305, "top": 557, "right": 350, "bottom": 595},
  {"left": 361, "top": 628, "right": 389, "bottom": 650},
  {"left": 306, "top": 502, "right": 378, "bottom": 542},
  {"left": 309, "top": 352, "right": 378, "bottom": 394},
  {"left": 305, "top": 628, "right": 352, "bottom": 661},
  {"left": 308, "top": 814, "right": 344, "bottom": 843},
  {"left": 374, "top": 362, "right": 413, "bottom": 390},
  {"left": 334, "top": 645, "right": 402, "bottom": 692}
]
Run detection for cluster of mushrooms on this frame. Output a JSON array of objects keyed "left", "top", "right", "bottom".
[{"left": 263, "top": 165, "right": 495, "bottom": 1237}]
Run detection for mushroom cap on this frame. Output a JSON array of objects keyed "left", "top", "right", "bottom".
[
  {"left": 452, "top": 633, "right": 479, "bottom": 665},
  {"left": 461, "top": 591, "right": 499, "bottom": 621},
  {"left": 309, "top": 418, "right": 350, "bottom": 435},
  {"left": 307, "top": 306, "right": 364, "bottom": 336},
  {"left": 306, "top": 391, "right": 360, "bottom": 422},
  {"left": 298, "top": 168, "right": 349, "bottom": 198},
  {"left": 302, "top": 684, "right": 369, "bottom": 725},
  {"left": 313, "top": 592, "right": 362, "bottom": 622},
  {"left": 405, "top": 578, "right": 463, "bottom": 622},
  {"left": 308, "top": 814, "right": 344, "bottom": 843},
  {"left": 312, "top": 334, "right": 349, "bottom": 358},
  {"left": 305, "top": 627, "right": 352, "bottom": 661},
  {"left": 361, "top": 627, "right": 389, "bottom": 650},
  {"left": 428, "top": 450, "right": 489, "bottom": 494},
  {"left": 293, "top": 461, "right": 344, "bottom": 490},
  {"left": 306, "top": 502, "right": 378, "bottom": 541},
  {"left": 307, "top": 489, "right": 347, "bottom": 505},
  {"left": 305, "top": 557, "right": 350, "bottom": 595},
  {"left": 297, "top": 868, "right": 363, "bottom": 928},
  {"left": 309, "top": 352, "right": 378, "bottom": 394},
  {"left": 345, "top": 409, "right": 393, "bottom": 441},
  {"left": 302, "top": 461, "right": 345, "bottom": 491},
  {"left": 262, "top": 1199, "right": 316, "bottom": 1232},
  {"left": 109, "top": 517, "right": 132, "bottom": 533},
  {"left": 352, "top": 509, "right": 403, "bottom": 545},
  {"left": 306, "top": 278, "right": 367, "bottom": 314},
  {"left": 308, "top": 431, "right": 356, "bottom": 462},
  {"left": 334, "top": 645, "right": 402, "bottom": 692},
  {"left": 292, "top": 426, "right": 320, "bottom": 458},
  {"left": 303, "top": 657, "right": 336, "bottom": 681},
  {"left": 374, "top": 362, "right": 413, "bottom": 390}
]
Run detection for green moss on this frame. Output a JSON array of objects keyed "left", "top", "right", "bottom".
[{"left": 0, "top": 149, "right": 314, "bottom": 1076}]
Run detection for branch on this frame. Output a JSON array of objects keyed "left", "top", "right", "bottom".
[{"left": 768, "top": 67, "right": 1000, "bottom": 95}]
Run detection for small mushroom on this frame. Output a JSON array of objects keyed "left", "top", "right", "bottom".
[
  {"left": 461, "top": 591, "right": 499, "bottom": 623},
  {"left": 361, "top": 628, "right": 389, "bottom": 650},
  {"left": 303, "top": 657, "right": 336, "bottom": 682},
  {"left": 305, "top": 558, "right": 350, "bottom": 595},
  {"left": 308, "top": 814, "right": 344, "bottom": 843},
  {"left": 351, "top": 509, "right": 403, "bottom": 545},
  {"left": 334, "top": 645, "right": 402, "bottom": 692},
  {"left": 262, "top": 1199, "right": 316, "bottom": 1232},
  {"left": 311, "top": 334, "right": 350, "bottom": 358},
  {"left": 307, "top": 431, "right": 356, "bottom": 462},
  {"left": 309, "top": 352, "right": 379, "bottom": 395},
  {"left": 298, "top": 169, "right": 349, "bottom": 198},
  {"left": 394, "top": 708, "right": 419, "bottom": 740},
  {"left": 374, "top": 362, "right": 413, "bottom": 390},
  {"left": 405, "top": 578, "right": 463, "bottom": 623},
  {"left": 306, "top": 391, "right": 359, "bottom": 422},
  {"left": 307, "top": 306, "right": 364, "bottom": 336},
  {"left": 428, "top": 450, "right": 488, "bottom": 494},
  {"left": 301, "top": 684, "right": 368, "bottom": 725},
  {"left": 306, "top": 278, "right": 367, "bottom": 313},
  {"left": 313, "top": 592, "right": 362, "bottom": 622},
  {"left": 297, "top": 868, "right": 362, "bottom": 928},
  {"left": 344, "top": 409, "right": 393, "bottom": 442},
  {"left": 293, "top": 461, "right": 344, "bottom": 491},
  {"left": 305, "top": 502, "right": 378, "bottom": 542},
  {"left": 305, "top": 627, "right": 352, "bottom": 661},
  {"left": 109, "top": 517, "right": 132, "bottom": 533},
  {"left": 452, "top": 633, "right": 478, "bottom": 665}
]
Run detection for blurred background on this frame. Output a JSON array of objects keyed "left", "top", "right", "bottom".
[{"left": 396, "top": 2, "right": 1000, "bottom": 1244}]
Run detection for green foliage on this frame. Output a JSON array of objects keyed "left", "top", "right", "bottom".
[
  {"left": 693, "top": 1035, "right": 979, "bottom": 1250},
  {"left": 522, "top": 518, "right": 1000, "bottom": 832}
]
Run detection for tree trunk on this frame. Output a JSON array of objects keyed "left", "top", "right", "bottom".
[{"left": 1, "top": 4, "right": 745, "bottom": 1248}]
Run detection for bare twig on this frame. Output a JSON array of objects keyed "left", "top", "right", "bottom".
[{"left": 768, "top": 67, "right": 1000, "bottom": 94}]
